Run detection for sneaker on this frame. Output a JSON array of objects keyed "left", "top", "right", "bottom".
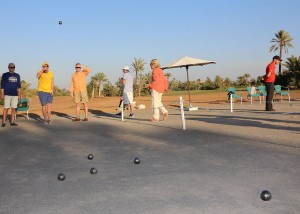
[
  {"left": 115, "top": 112, "right": 122, "bottom": 117},
  {"left": 1, "top": 123, "right": 6, "bottom": 127},
  {"left": 129, "top": 113, "right": 134, "bottom": 118},
  {"left": 163, "top": 112, "right": 168, "bottom": 121},
  {"left": 115, "top": 107, "right": 122, "bottom": 111},
  {"left": 82, "top": 118, "right": 88, "bottom": 121},
  {"left": 73, "top": 118, "right": 80, "bottom": 122},
  {"left": 11, "top": 123, "right": 18, "bottom": 126}
]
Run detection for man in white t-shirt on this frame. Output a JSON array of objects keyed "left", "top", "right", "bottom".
[{"left": 116, "top": 66, "right": 134, "bottom": 117}]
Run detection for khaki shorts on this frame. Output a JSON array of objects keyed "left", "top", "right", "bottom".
[
  {"left": 4, "top": 96, "right": 18, "bottom": 109},
  {"left": 74, "top": 91, "right": 89, "bottom": 103}
]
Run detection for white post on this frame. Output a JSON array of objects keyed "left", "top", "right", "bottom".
[
  {"left": 179, "top": 96, "right": 186, "bottom": 130},
  {"left": 121, "top": 101, "right": 124, "bottom": 122},
  {"left": 230, "top": 94, "right": 233, "bottom": 113}
]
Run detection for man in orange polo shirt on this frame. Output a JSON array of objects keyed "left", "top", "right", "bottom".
[
  {"left": 265, "top": 55, "right": 281, "bottom": 111},
  {"left": 70, "top": 63, "right": 91, "bottom": 121}
]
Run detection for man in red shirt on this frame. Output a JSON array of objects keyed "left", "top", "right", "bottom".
[{"left": 265, "top": 55, "right": 281, "bottom": 111}]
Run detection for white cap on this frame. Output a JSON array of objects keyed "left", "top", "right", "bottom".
[{"left": 122, "top": 66, "right": 129, "bottom": 70}]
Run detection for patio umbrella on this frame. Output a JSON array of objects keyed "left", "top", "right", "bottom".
[{"left": 162, "top": 56, "right": 216, "bottom": 106}]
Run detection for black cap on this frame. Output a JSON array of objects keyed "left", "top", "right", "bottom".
[{"left": 273, "top": 55, "right": 282, "bottom": 61}]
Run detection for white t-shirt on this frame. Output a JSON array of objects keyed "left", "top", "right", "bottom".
[{"left": 123, "top": 72, "right": 133, "bottom": 93}]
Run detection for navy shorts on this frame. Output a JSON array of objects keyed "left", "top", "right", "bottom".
[{"left": 38, "top": 91, "right": 53, "bottom": 106}]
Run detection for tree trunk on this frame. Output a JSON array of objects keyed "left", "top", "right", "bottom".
[
  {"left": 135, "top": 71, "right": 139, "bottom": 97},
  {"left": 92, "top": 87, "right": 95, "bottom": 98},
  {"left": 138, "top": 73, "right": 141, "bottom": 97},
  {"left": 98, "top": 81, "right": 101, "bottom": 97},
  {"left": 279, "top": 45, "right": 283, "bottom": 74}
]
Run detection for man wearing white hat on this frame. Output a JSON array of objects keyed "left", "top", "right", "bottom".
[{"left": 116, "top": 66, "right": 134, "bottom": 117}]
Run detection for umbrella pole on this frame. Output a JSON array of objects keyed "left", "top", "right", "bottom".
[{"left": 186, "top": 66, "right": 191, "bottom": 106}]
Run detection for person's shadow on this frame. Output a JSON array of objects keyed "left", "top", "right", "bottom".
[
  {"left": 89, "top": 109, "right": 116, "bottom": 118},
  {"left": 51, "top": 111, "right": 75, "bottom": 120}
]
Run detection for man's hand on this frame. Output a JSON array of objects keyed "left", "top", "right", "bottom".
[
  {"left": 82, "top": 66, "right": 90, "bottom": 72},
  {"left": 70, "top": 92, "right": 73, "bottom": 97},
  {"left": 36, "top": 70, "right": 44, "bottom": 78}
]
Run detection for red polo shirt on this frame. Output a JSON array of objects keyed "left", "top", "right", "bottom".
[{"left": 265, "top": 61, "right": 276, "bottom": 83}]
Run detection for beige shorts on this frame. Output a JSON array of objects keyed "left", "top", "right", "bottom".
[
  {"left": 74, "top": 91, "right": 89, "bottom": 103},
  {"left": 4, "top": 96, "right": 18, "bottom": 109}
]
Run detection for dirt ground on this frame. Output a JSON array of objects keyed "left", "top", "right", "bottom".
[{"left": 26, "top": 90, "right": 300, "bottom": 116}]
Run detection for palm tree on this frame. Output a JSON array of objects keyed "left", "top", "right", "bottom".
[
  {"left": 131, "top": 57, "right": 147, "bottom": 97},
  {"left": 92, "top": 72, "right": 107, "bottom": 97},
  {"left": 195, "top": 78, "right": 202, "bottom": 90},
  {"left": 214, "top": 75, "right": 223, "bottom": 89},
  {"left": 223, "top": 77, "right": 232, "bottom": 87},
  {"left": 270, "top": 30, "right": 294, "bottom": 74},
  {"left": 283, "top": 55, "right": 300, "bottom": 87},
  {"left": 89, "top": 76, "right": 98, "bottom": 98},
  {"left": 284, "top": 55, "right": 300, "bottom": 73},
  {"left": 164, "top": 72, "right": 172, "bottom": 81},
  {"left": 21, "top": 80, "right": 31, "bottom": 97},
  {"left": 236, "top": 73, "right": 251, "bottom": 86}
]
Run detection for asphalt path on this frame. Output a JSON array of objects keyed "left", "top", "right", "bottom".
[{"left": 1, "top": 102, "right": 299, "bottom": 214}]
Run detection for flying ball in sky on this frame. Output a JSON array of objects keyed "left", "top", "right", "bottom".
[{"left": 58, "top": 21, "right": 62, "bottom": 25}]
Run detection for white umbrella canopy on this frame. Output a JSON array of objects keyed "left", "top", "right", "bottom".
[
  {"left": 162, "top": 56, "right": 215, "bottom": 69},
  {"left": 162, "top": 56, "right": 216, "bottom": 106}
]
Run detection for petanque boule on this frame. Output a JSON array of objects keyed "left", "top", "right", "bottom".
[
  {"left": 87, "top": 154, "right": 93, "bottom": 160},
  {"left": 134, "top": 157, "right": 140, "bottom": 164},
  {"left": 58, "top": 21, "right": 62, "bottom": 25},
  {"left": 90, "top": 167, "right": 97, "bottom": 175},
  {"left": 57, "top": 173, "right": 65, "bottom": 181},
  {"left": 260, "top": 190, "right": 272, "bottom": 201}
]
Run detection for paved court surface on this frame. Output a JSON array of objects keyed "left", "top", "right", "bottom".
[{"left": 0, "top": 101, "right": 300, "bottom": 214}]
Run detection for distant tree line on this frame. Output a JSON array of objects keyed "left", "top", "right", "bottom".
[
  {"left": 1, "top": 30, "right": 298, "bottom": 101},
  {"left": 1, "top": 55, "right": 299, "bottom": 102}
]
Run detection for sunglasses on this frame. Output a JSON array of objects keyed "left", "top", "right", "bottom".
[
  {"left": 9, "top": 67, "right": 15, "bottom": 68},
  {"left": 43, "top": 65, "right": 49, "bottom": 67},
  {"left": 75, "top": 67, "right": 81, "bottom": 69}
]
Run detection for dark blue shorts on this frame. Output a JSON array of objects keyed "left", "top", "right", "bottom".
[{"left": 38, "top": 91, "right": 53, "bottom": 106}]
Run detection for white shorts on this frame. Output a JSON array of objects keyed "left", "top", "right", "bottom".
[
  {"left": 4, "top": 96, "right": 19, "bottom": 109},
  {"left": 123, "top": 92, "right": 133, "bottom": 105}
]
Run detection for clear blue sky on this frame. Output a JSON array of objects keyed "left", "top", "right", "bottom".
[{"left": 1, "top": 0, "right": 299, "bottom": 89}]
